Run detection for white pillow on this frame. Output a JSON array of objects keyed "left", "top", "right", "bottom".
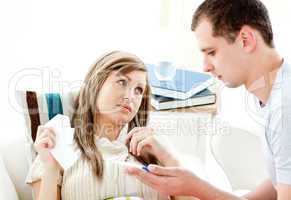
[{"left": 0, "top": 155, "right": 19, "bottom": 200}]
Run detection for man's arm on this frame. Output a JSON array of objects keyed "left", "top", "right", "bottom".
[
  {"left": 243, "top": 179, "right": 277, "bottom": 200},
  {"left": 276, "top": 184, "right": 291, "bottom": 200}
]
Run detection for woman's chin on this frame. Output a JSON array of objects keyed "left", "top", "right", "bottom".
[{"left": 115, "top": 115, "right": 132, "bottom": 126}]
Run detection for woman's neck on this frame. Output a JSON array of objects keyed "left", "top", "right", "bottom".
[{"left": 95, "top": 116, "right": 124, "bottom": 141}]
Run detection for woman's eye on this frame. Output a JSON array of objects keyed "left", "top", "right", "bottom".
[
  {"left": 135, "top": 87, "right": 143, "bottom": 95},
  {"left": 117, "top": 79, "right": 127, "bottom": 86}
]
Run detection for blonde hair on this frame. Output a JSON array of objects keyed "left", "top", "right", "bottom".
[{"left": 72, "top": 51, "right": 152, "bottom": 179}]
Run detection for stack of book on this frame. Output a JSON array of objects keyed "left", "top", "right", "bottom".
[{"left": 146, "top": 64, "right": 216, "bottom": 110}]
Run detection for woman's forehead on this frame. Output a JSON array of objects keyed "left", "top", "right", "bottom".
[{"left": 112, "top": 70, "right": 147, "bottom": 85}]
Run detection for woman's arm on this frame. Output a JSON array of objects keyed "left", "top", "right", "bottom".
[
  {"left": 30, "top": 126, "right": 63, "bottom": 200},
  {"left": 31, "top": 169, "right": 61, "bottom": 200}
]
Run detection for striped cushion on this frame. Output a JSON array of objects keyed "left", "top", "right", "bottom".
[
  {"left": 105, "top": 197, "right": 143, "bottom": 200},
  {"left": 16, "top": 90, "right": 78, "bottom": 165}
]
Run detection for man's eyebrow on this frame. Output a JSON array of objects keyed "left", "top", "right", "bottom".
[{"left": 201, "top": 47, "right": 214, "bottom": 52}]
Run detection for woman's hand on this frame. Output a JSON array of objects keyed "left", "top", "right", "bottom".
[
  {"left": 34, "top": 126, "right": 61, "bottom": 172},
  {"left": 125, "top": 127, "right": 179, "bottom": 166}
]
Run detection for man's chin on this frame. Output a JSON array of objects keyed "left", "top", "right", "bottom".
[{"left": 224, "top": 81, "right": 241, "bottom": 88}]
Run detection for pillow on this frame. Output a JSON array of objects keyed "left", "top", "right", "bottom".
[
  {"left": 16, "top": 90, "right": 78, "bottom": 166},
  {"left": 0, "top": 155, "right": 20, "bottom": 200}
]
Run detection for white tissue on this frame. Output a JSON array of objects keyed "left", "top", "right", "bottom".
[{"left": 44, "top": 114, "right": 79, "bottom": 170}]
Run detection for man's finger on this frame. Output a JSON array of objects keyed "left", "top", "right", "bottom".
[
  {"left": 147, "top": 164, "right": 178, "bottom": 177},
  {"left": 126, "top": 167, "right": 162, "bottom": 186}
]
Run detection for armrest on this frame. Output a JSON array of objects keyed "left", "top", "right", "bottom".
[{"left": 0, "top": 154, "right": 19, "bottom": 200}]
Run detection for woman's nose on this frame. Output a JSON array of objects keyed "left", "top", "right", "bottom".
[{"left": 123, "top": 88, "right": 134, "bottom": 101}]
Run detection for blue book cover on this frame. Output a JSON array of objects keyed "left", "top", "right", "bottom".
[
  {"left": 151, "top": 89, "right": 216, "bottom": 110},
  {"left": 146, "top": 64, "right": 214, "bottom": 100}
]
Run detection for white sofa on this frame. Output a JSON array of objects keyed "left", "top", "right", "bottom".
[{"left": 0, "top": 112, "right": 268, "bottom": 200}]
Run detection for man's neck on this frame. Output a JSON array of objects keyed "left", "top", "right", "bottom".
[{"left": 245, "top": 49, "right": 283, "bottom": 105}]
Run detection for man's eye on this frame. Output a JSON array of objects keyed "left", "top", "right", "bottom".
[
  {"left": 208, "top": 51, "right": 215, "bottom": 56},
  {"left": 135, "top": 87, "right": 143, "bottom": 95}
]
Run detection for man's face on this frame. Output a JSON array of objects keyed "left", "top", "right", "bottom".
[{"left": 194, "top": 19, "right": 248, "bottom": 88}]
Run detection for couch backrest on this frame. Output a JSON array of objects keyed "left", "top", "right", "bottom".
[{"left": 211, "top": 127, "right": 268, "bottom": 190}]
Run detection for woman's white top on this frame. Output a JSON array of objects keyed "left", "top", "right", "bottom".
[{"left": 26, "top": 126, "right": 168, "bottom": 200}]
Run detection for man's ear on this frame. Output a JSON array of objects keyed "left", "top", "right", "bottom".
[{"left": 238, "top": 25, "right": 257, "bottom": 52}]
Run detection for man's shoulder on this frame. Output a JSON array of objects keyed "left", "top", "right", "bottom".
[
  {"left": 282, "top": 60, "right": 291, "bottom": 76},
  {"left": 281, "top": 61, "right": 291, "bottom": 90}
]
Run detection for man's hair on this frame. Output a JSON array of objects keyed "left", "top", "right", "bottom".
[{"left": 191, "top": 0, "right": 274, "bottom": 48}]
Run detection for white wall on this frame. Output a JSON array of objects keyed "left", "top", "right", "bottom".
[
  {"left": 0, "top": 0, "right": 202, "bottom": 145},
  {"left": 1, "top": 0, "right": 291, "bottom": 153}
]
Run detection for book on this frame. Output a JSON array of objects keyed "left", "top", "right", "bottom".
[
  {"left": 146, "top": 64, "right": 214, "bottom": 100},
  {"left": 151, "top": 89, "right": 216, "bottom": 110}
]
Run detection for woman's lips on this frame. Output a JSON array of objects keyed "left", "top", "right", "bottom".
[{"left": 120, "top": 105, "right": 132, "bottom": 113}]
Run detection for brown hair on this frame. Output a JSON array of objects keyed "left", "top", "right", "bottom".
[
  {"left": 72, "top": 51, "right": 152, "bottom": 179},
  {"left": 191, "top": 0, "right": 274, "bottom": 48}
]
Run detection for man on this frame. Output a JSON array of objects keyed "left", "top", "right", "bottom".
[{"left": 127, "top": 0, "right": 291, "bottom": 199}]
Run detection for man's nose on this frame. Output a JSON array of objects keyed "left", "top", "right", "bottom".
[{"left": 203, "top": 62, "right": 214, "bottom": 73}]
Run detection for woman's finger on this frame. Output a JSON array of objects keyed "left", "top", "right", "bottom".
[
  {"left": 129, "top": 127, "right": 155, "bottom": 154},
  {"left": 36, "top": 127, "right": 56, "bottom": 141},
  {"left": 136, "top": 139, "right": 151, "bottom": 156},
  {"left": 130, "top": 132, "right": 147, "bottom": 155},
  {"left": 47, "top": 137, "right": 55, "bottom": 148},
  {"left": 36, "top": 125, "right": 45, "bottom": 138},
  {"left": 125, "top": 127, "right": 142, "bottom": 144},
  {"left": 37, "top": 136, "right": 55, "bottom": 149},
  {"left": 36, "top": 137, "right": 50, "bottom": 148}
]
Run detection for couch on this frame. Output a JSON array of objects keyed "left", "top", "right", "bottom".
[{"left": 0, "top": 111, "right": 268, "bottom": 200}]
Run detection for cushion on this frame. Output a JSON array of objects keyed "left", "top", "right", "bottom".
[
  {"left": 16, "top": 90, "right": 78, "bottom": 166},
  {"left": 0, "top": 154, "right": 19, "bottom": 200}
]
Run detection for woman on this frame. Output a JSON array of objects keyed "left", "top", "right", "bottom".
[{"left": 26, "top": 51, "right": 187, "bottom": 200}]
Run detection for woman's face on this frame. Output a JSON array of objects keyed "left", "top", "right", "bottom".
[{"left": 96, "top": 70, "right": 147, "bottom": 126}]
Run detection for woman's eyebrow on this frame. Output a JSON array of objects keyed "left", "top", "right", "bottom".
[
  {"left": 116, "top": 73, "right": 146, "bottom": 87},
  {"left": 116, "top": 73, "right": 131, "bottom": 80}
]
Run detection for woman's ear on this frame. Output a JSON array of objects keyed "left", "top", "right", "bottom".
[{"left": 238, "top": 25, "right": 257, "bottom": 53}]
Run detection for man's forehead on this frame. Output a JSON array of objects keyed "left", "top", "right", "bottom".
[{"left": 194, "top": 19, "right": 222, "bottom": 50}]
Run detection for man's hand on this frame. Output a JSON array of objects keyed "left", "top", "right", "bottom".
[
  {"left": 243, "top": 179, "right": 277, "bottom": 200},
  {"left": 127, "top": 164, "right": 247, "bottom": 200},
  {"left": 126, "top": 164, "right": 198, "bottom": 196},
  {"left": 276, "top": 183, "right": 291, "bottom": 200}
]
